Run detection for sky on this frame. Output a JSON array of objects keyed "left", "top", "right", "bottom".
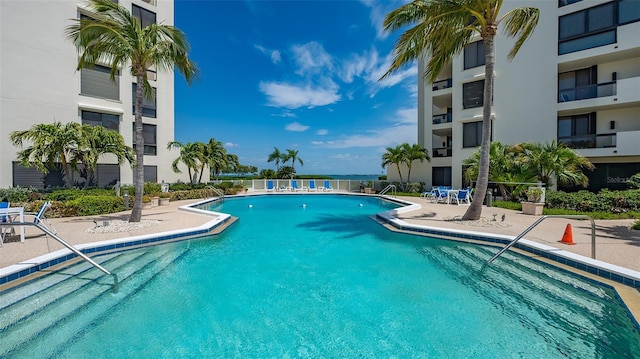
[{"left": 173, "top": 0, "right": 417, "bottom": 176}]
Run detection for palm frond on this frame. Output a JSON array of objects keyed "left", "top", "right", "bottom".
[{"left": 500, "top": 7, "right": 540, "bottom": 60}]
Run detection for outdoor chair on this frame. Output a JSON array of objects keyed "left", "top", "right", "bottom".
[
  {"left": 266, "top": 180, "right": 275, "bottom": 192},
  {"left": 323, "top": 180, "right": 333, "bottom": 192},
  {"left": 1, "top": 201, "right": 16, "bottom": 245},
  {"left": 308, "top": 180, "right": 318, "bottom": 192},
  {"left": 454, "top": 189, "right": 471, "bottom": 205}
]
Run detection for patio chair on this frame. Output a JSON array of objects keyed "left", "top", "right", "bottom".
[
  {"left": 33, "top": 201, "right": 57, "bottom": 234},
  {"left": 266, "top": 180, "right": 275, "bottom": 192},
  {"left": 323, "top": 180, "right": 333, "bottom": 192},
  {"left": 454, "top": 189, "right": 471, "bottom": 205},
  {"left": 1, "top": 201, "right": 15, "bottom": 245},
  {"left": 291, "top": 180, "right": 303, "bottom": 192},
  {"left": 308, "top": 180, "right": 318, "bottom": 192},
  {"left": 433, "top": 189, "right": 449, "bottom": 204}
]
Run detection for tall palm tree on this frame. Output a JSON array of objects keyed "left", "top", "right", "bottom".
[
  {"left": 204, "top": 138, "right": 226, "bottom": 182},
  {"left": 403, "top": 143, "right": 431, "bottom": 185},
  {"left": 167, "top": 141, "right": 205, "bottom": 184},
  {"left": 382, "top": 0, "right": 539, "bottom": 220},
  {"left": 9, "top": 122, "right": 82, "bottom": 188},
  {"left": 284, "top": 149, "right": 303, "bottom": 172},
  {"left": 267, "top": 147, "right": 284, "bottom": 171},
  {"left": 517, "top": 141, "right": 594, "bottom": 188},
  {"left": 66, "top": 0, "right": 198, "bottom": 222},
  {"left": 381, "top": 145, "right": 407, "bottom": 185},
  {"left": 74, "top": 125, "right": 134, "bottom": 188}
]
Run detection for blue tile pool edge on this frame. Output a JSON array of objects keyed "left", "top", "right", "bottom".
[{"left": 0, "top": 200, "right": 230, "bottom": 287}]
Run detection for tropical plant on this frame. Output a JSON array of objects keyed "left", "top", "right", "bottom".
[
  {"left": 381, "top": 0, "right": 539, "bottom": 220},
  {"left": 381, "top": 144, "right": 407, "bottom": 185},
  {"left": 276, "top": 166, "right": 295, "bottom": 179},
  {"left": 283, "top": 149, "right": 304, "bottom": 173},
  {"left": 66, "top": 0, "right": 198, "bottom": 222},
  {"left": 9, "top": 122, "right": 82, "bottom": 188},
  {"left": 167, "top": 141, "right": 205, "bottom": 184},
  {"left": 74, "top": 125, "right": 134, "bottom": 188},
  {"left": 628, "top": 173, "right": 640, "bottom": 189},
  {"left": 515, "top": 141, "right": 594, "bottom": 188},
  {"left": 403, "top": 143, "right": 431, "bottom": 185},
  {"left": 267, "top": 147, "right": 285, "bottom": 171},
  {"left": 259, "top": 169, "right": 277, "bottom": 179},
  {"left": 205, "top": 138, "right": 227, "bottom": 181}
]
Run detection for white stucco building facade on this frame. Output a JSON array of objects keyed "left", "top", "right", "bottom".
[
  {"left": 1, "top": 0, "right": 187, "bottom": 188},
  {"left": 389, "top": 0, "right": 640, "bottom": 192}
]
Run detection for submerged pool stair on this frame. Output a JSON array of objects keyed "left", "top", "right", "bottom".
[
  {"left": 0, "top": 243, "right": 189, "bottom": 358},
  {"left": 418, "top": 244, "right": 640, "bottom": 357}
]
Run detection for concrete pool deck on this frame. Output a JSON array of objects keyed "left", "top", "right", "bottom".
[{"left": 1, "top": 193, "right": 639, "bottom": 273}]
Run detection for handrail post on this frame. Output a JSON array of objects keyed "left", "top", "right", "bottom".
[{"left": 487, "top": 214, "right": 596, "bottom": 264}]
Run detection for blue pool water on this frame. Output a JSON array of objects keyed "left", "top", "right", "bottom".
[{"left": 1, "top": 194, "right": 639, "bottom": 358}]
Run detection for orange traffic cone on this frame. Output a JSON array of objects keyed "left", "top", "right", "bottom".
[{"left": 559, "top": 224, "right": 576, "bottom": 245}]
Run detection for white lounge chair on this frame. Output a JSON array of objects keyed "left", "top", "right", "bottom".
[
  {"left": 323, "top": 180, "right": 333, "bottom": 192},
  {"left": 266, "top": 180, "right": 275, "bottom": 192},
  {"left": 308, "top": 180, "right": 318, "bottom": 192},
  {"left": 291, "top": 180, "right": 303, "bottom": 192}
]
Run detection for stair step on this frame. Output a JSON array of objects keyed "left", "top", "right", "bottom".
[{"left": 0, "top": 243, "right": 187, "bottom": 358}]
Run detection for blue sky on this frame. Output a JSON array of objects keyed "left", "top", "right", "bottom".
[{"left": 174, "top": 0, "right": 417, "bottom": 175}]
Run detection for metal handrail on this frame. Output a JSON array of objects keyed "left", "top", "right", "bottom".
[
  {"left": 378, "top": 184, "right": 397, "bottom": 197},
  {"left": 1, "top": 221, "right": 118, "bottom": 286},
  {"left": 206, "top": 186, "right": 225, "bottom": 200},
  {"left": 487, "top": 215, "right": 596, "bottom": 264}
]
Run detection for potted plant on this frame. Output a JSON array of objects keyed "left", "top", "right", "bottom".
[
  {"left": 364, "top": 181, "right": 375, "bottom": 194},
  {"left": 158, "top": 192, "right": 170, "bottom": 205},
  {"left": 142, "top": 195, "right": 152, "bottom": 209},
  {"left": 522, "top": 187, "right": 545, "bottom": 215}
]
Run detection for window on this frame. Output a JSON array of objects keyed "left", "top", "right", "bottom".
[
  {"left": 463, "top": 121, "right": 489, "bottom": 148},
  {"left": 132, "top": 4, "right": 156, "bottom": 28},
  {"left": 81, "top": 65, "right": 119, "bottom": 100},
  {"left": 558, "top": 66, "right": 597, "bottom": 102},
  {"left": 559, "top": 0, "right": 582, "bottom": 7},
  {"left": 557, "top": 113, "right": 597, "bottom": 148},
  {"left": 558, "top": 2, "right": 616, "bottom": 54},
  {"left": 81, "top": 110, "right": 119, "bottom": 131},
  {"left": 464, "top": 41, "right": 485, "bottom": 69},
  {"left": 432, "top": 167, "right": 452, "bottom": 187},
  {"left": 132, "top": 83, "right": 157, "bottom": 118},
  {"left": 619, "top": 0, "right": 640, "bottom": 24},
  {"left": 132, "top": 123, "right": 157, "bottom": 155},
  {"left": 463, "top": 80, "right": 484, "bottom": 109},
  {"left": 144, "top": 165, "right": 158, "bottom": 182}
]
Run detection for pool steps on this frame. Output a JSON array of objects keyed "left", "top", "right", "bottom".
[
  {"left": 418, "top": 244, "right": 640, "bottom": 357},
  {"left": 0, "top": 243, "right": 188, "bottom": 358}
]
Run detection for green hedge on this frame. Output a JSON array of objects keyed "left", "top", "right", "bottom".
[
  {"left": 65, "top": 196, "right": 125, "bottom": 216},
  {"left": 545, "top": 189, "right": 640, "bottom": 213}
]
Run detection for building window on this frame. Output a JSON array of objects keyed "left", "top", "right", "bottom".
[
  {"left": 558, "top": 2, "right": 616, "bottom": 54},
  {"left": 132, "top": 4, "right": 156, "bottom": 28},
  {"left": 464, "top": 41, "right": 485, "bottom": 70},
  {"left": 462, "top": 121, "right": 489, "bottom": 148},
  {"left": 81, "top": 110, "right": 119, "bottom": 131},
  {"left": 432, "top": 167, "right": 452, "bottom": 187},
  {"left": 463, "top": 80, "right": 484, "bottom": 109},
  {"left": 557, "top": 112, "right": 596, "bottom": 148},
  {"left": 132, "top": 83, "right": 157, "bottom": 118},
  {"left": 558, "top": 66, "right": 599, "bottom": 102},
  {"left": 559, "top": 0, "right": 582, "bottom": 7},
  {"left": 132, "top": 123, "right": 157, "bottom": 155},
  {"left": 619, "top": 0, "right": 640, "bottom": 25},
  {"left": 144, "top": 165, "right": 158, "bottom": 182},
  {"left": 81, "top": 65, "right": 119, "bottom": 100}
]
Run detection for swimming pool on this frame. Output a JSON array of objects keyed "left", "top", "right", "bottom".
[{"left": 1, "top": 194, "right": 639, "bottom": 357}]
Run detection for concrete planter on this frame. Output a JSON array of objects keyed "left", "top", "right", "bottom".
[
  {"left": 159, "top": 198, "right": 170, "bottom": 206},
  {"left": 364, "top": 188, "right": 375, "bottom": 194},
  {"left": 522, "top": 202, "right": 544, "bottom": 216}
]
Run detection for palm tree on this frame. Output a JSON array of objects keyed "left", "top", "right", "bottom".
[
  {"left": 74, "top": 125, "right": 134, "bottom": 188},
  {"left": 381, "top": 0, "right": 539, "bottom": 220},
  {"left": 381, "top": 145, "right": 407, "bottom": 185},
  {"left": 9, "top": 122, "right": 82, "bottom": 188},
  {"left": 267, "top": 147, "right": 284, "bottom": 171},
  {"left": 204, "top": 138, "right": 226, "bottom": 182},
  {"left": 167, "top": 141, "right": 205, "bottom": 184},
  {"left": 517, "top": 141, "right": 594, "bottom": 188},
  {"left": 403, "top": 143, "right": 431, "bottom": 184},
  {"left": 66, "top": 0, "right": 198, "bottom": 222},
  {"left": 284, "top": 149, "right": 303, "bottom": 172}
]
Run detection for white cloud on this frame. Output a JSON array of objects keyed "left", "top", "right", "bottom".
[
  {"left": 271, "top": 111, "right": 297, "bottom": 118},
  {"left": 285, "top": 122, "right": 310, "bottom": 132},
  {"left": 225, "top": 142, "right": 239, "bottom": 148},
  {"left": 255, "top": 44, "right": 281, "bottom": 64},
  {"left": 259, "top": 81, "right": 341, "bottom": 109},
  {"left": 291, "top": 42, "right": 333, "bottom": 76},
  {"left": 359, "top": 0, "right": 409, "bottom": 40},
  {"left": 315, "top": 129, "right": 329, "bottom": 135}
]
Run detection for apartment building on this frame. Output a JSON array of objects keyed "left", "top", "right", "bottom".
[
  {"left": 0, "top": 0, "right": 186, "bottom": 189},
  {"left": 395, "top": 0, "right": 640, "bottom": 191}
]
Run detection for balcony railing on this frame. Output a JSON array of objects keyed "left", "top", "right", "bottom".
[
  {"left": 558, "top": 82, "right": 616, "bottom": 103},
  {"left": 140, "top": 0, "right": 156, "bottom": 5},
  {"left": 432, "top": 78, "right": 452, "bottom": 91},
  {"left": 432, "top": 113, "right": 452, "bottom": 125},
  {"left": 559, "top": 133, "right": 616, "bottom": 149},
  {"left": 432, "top": 147, "right": 452, "bottom": 157}
]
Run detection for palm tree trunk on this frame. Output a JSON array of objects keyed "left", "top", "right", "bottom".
[
  {"left": 463, "top": 35, "right": 495, "bottom": 220},
  {"left": 129, "top": 74, "right": 145, "bottom": 222}
]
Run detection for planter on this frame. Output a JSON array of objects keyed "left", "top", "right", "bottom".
[
  {"left": 142, "top": 202, "right": 152, "bottom": 210},
  {"left": 151, "top": 196, "right": 159, "bottom": 207},
  {"left": 522, "top": 202, "right": 544, "bottom": 216},
  {"left": 364, "top": 188, "right": 375, "bottom": 194},
  {"left": 159, "top": 198, "right": 170, "bottom": 206}
]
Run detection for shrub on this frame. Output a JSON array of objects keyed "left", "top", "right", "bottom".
[
  {"left": 0, "top": 187, "right": 41, "bottom": 202},
  {"left": 632, "top": 219, "right": 640, "bottom": 230},
  {"left": 144, "top": 182, "right": 162, "bottom": 195},
  {"left": 65, "top": 196, "right": 125, "bottom": 216},
  {"left": 405, "top": 182, "right": 425, "bottom": 193}
]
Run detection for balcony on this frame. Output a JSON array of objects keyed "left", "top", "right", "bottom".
[
  {"left": 432, "top": 78, "right": 452, "bottom": 91},
  {"left": 558, "top": 82, "right": 616, "bottom": 103},
  {"left": 432, "top": 113, "right": 452, "bottom": 125},
  {"left": 559, "top": 133, "right": 616, "bottom": 149},
  {"left": 140, "top": 0, "right": 156, "bottom": 5},
  {"left": 432, "top": 147, "right": 452, "bottom": 158}
]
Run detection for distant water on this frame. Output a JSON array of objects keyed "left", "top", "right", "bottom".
[{"left": 327, "top": 174, "right": 381, "bottom": 181}]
